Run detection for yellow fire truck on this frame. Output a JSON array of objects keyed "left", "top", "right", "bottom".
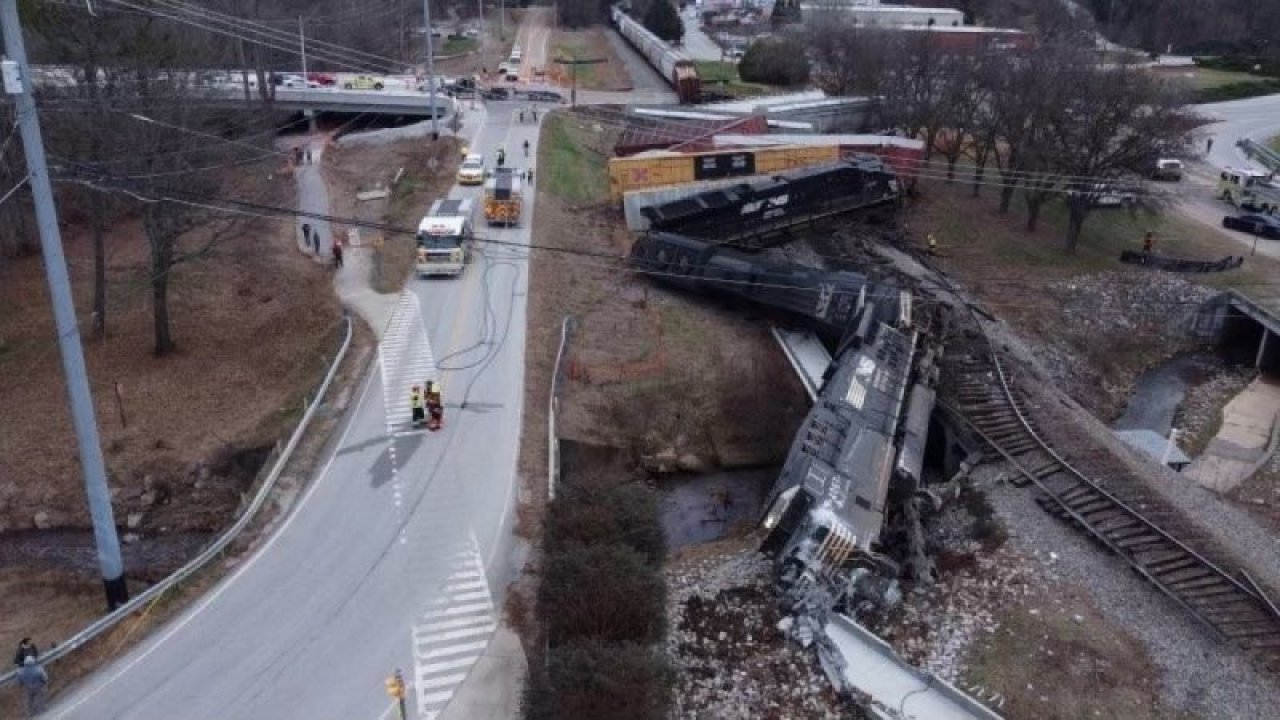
[{"left": 483, "top": 168, "right": 523, "bottom": 227}]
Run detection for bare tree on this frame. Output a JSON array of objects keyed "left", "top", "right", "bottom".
[{"left": 1048, "top": 64, "right": 1200, "bottom": 250}]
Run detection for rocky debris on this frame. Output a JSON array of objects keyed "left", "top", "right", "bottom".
[
  {"left": 873, "top": 496, "right": 1035, "bottom": 684},
  {"left": 666, "top": 542, "right": 866, "bottom": 719},
  {"left": 1018, "top": 271, "right": 1216, "bottom": 419}
]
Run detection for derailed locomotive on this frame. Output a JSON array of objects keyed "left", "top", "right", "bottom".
[
  {"left": 629, "top": 231, "right": 903, "bottom": 339},
  {"left": 628, "top": 156, "right": 943, "bottom": 619},
  {"left": 638, "top": 157, "right": 902, "bottom": 248}
]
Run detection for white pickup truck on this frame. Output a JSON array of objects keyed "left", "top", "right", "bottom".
[{"left": 416, "top": 198, "right": 474, "bottom": 277}]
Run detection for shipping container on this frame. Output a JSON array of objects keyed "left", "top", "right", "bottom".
[{"left": 608, "top": 145, "right": 842, "bottom": 201}]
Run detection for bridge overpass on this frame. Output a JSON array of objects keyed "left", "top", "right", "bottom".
[{"left": 200, "top": 85, "right": 455, "bottom": 118}]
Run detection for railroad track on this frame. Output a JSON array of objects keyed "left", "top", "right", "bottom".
[{"left": 943, "top": 342, "right": 1280, "bottom": 664}]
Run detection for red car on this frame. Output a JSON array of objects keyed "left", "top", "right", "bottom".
[{"left": 307, "top": 72, "right": 337, "bottom": 86}]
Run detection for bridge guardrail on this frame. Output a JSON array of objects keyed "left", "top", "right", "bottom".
[
  {"left": 0, "top": 315, "right": 353, "bottom": 689},
  {"left": 1240, "top": 138, "right": 1280, "bottom": 173}
]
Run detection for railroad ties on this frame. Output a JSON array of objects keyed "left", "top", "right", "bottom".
[{"left": 947, "top": 354, "right": 1280, "bottom": 667}]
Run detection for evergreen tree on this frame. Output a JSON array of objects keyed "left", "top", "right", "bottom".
[{"left": 643, "top": 1, "right": 684, "bottom": 45}]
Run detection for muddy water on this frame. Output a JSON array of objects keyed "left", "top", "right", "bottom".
[
  {"left": 658, "top": 468, "right": 777, "bottom": 549},
  {"left": 1112, "top": 352, "right": 1217, "bottom": 435}
]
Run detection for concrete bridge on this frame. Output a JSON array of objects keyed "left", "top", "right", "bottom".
[{"left": 192, "top": 85, "right": 455, "bottom": 118}]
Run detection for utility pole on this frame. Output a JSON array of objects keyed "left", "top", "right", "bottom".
[
  {"left": 299, "top": 15, "right": 307, "bottom": 79},
  {"left": 0, "top": 0, "right": 128, "bottom": 609},
  {"left": 424, "top": 0, "right": 438, "bottom": 138},
  {"left": 553, "top": 56, "right": 606, "bottom": 108}
]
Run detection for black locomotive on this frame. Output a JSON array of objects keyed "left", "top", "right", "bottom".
[{"left": 639, "top": 157, "right": 903, "bottom": 249}]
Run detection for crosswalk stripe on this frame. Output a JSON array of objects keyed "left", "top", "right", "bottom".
[{"left": 411, "top": 535, "right": 498, "bottom": 719}]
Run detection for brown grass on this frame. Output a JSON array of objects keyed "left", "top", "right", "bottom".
[
  {"left": 547, "top": 27, "right": 633, "bottom": 91},
  {"left": 0, "top": 159, "right": 339, "bottom": 534},
  {"left": 321, "top": 135, "right": 462, "bottom": 295},
  {"left": 963, "top": 589, "right": 1195, "bottom": 720}
]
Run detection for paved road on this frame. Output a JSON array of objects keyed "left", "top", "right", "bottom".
[
  {"left": 679, "top": 11, "right": 724, "bottom": 62},
  {"left": 1198, "top": 94, "right": 1280, "bottom": 172},
  {"left": 48, "top": 95, "right": 539, "bottom": 720}
]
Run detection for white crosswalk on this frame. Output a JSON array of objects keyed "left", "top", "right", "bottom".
[
  {"left": 411, "top": 537, "right": 498, "bottom": 720},
  {"left": 378, "top": 293, "right": 439, "bottom": 434}
]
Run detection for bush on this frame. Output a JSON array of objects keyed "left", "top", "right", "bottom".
[
  {"left": 643, "top": 0, "right": 684, "bottom": 45},
  {"left": 538, "top": 543, "right": 667, "bottom": 646},
  {"left": 738, "top": 37, "right": 810, "bottom": 86},
  {"left": 545, "top": 474, "right": 667, "bottom": 566},
  {"left": 522, "top": 639, "right": 673, "bottom": 720}
]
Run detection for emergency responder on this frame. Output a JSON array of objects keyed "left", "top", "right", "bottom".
[
  {"left": 460, "top": 144, "right": 469, "bottom": 160},
  {"left": 410, "top": 385, "right": 425, "bottom": 427},
  {"left": 425, "top": 381, "right": 444, "bottom": 431}
]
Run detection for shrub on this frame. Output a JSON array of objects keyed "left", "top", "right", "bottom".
[
  {"left": 522, "top": 639, "right": 673, "bottom": 720},
  {"left": 738, "top": 37, "right": 811, "bottom": 86},
  {"left": 643, "top": 0, "right": 684, "bottom": 45},
  {"left": 538, "top": 543, "right": 667, "bottom": 646},
  {"left": 545, "top": 474, "right": 667, "bottom": 566}
]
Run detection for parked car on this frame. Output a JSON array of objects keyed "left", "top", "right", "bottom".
[
  {"left": 273, "top": 73, "right": 319, "bottom": 88},
  {"left": 1222, "top": 212, "right": 1280, "bottom": 239},
  {"left": 458, "top": 154, "right": 486, "bottom": 185},
  {"left": 524, "top": 89, "right": 564, "bottom": 103},
  {"left": 307, "top": 72, "right": 337, "bottom": 86},
  {"left": 1151, "top": 158, "right": 1184, "bottom": 181},
  {"left": 342, "top": 75, "right": 384, "bottom": 90},
  {"left": 481, "top": 86, "right": 511, "bottom": 100}
]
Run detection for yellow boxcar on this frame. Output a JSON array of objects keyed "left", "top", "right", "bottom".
[{"left": 607, "top": 146, "right": 841, "bottom": 202}]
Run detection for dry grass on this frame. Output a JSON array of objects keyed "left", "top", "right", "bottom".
[
  {"left": 0, "top": 159, "right": 339, "bottom": 534},
  {"left": 909, "top": 178, "right": 1280, "bottom": 416},
  {"left": 322, "top": 135, "right": 462, "bottom": 294},
  {"left": 547, "top": 27, "right": 633, "bottom": 91},
  {"left": 963, "top": 590, "right": 1195, "bottom": 720}
]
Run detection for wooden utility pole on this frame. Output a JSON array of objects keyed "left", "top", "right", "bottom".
[{"left": 552, "top": 57, "right": 606, "bottom": 107}]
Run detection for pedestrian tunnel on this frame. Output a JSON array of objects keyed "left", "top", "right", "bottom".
[{"left": 1193, "top": 291, "right": 1280, "bottom": 373}]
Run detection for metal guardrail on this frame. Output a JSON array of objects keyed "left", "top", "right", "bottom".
[
  {"left": 0, "top": 315, "right": 353, "bottom": 687},
  {"left": 548, "top": 317, "right": 575, "bottom": 501},
  {"left": 1241, "top": 139, "right": 1280, "bottom": 173}
]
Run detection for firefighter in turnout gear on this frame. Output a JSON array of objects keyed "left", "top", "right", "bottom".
[
  {"left": 410, "top": 385, "right": 425, "bottom": 427},
  {"left": 425, "top": 380, "right": 444, "bottom": 432}
]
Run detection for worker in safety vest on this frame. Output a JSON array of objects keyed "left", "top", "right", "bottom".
[
  {"left": 425, "top": 380, "right": 444, "bottom": 431},
  {"left": 460, "top": 144, "right": 469, "bottom": 159},
  {"left": 410, "top": 385, "right": 425, "bottom": 427}
]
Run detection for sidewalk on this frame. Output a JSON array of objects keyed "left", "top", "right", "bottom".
[
  {"left": 288, "top": 103, "right": 489, "bottom": 339},
  {"left": 1185, "top": 376, "right": 1280, "bottom": 492}
]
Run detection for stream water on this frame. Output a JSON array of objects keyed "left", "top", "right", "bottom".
[{"left": 1112, "top": 352, "right": 1218, "bottom": 436}]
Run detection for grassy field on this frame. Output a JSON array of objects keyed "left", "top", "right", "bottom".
[
  {"left": 914, "top": 180, "right": 1280, "bottom": 294},
  {"left": 1161, "top": 66, "right": 1263, "bottom": 90},
  {"left": 439, "top": 36, "right": 478, "bottom": 56},
  {"left": 693, "top": 60, "right": 770, "bottom": 97},
  {"left": 540, "top": 113, "right": 613, "bottom": 206}
]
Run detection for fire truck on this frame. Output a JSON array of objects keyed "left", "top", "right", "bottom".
[
  {"left": 483, "top": 168, "right": 523, "bottom": 227},
  {"left": 415, "top": 198, "right": 474, "bottom": 277}
]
